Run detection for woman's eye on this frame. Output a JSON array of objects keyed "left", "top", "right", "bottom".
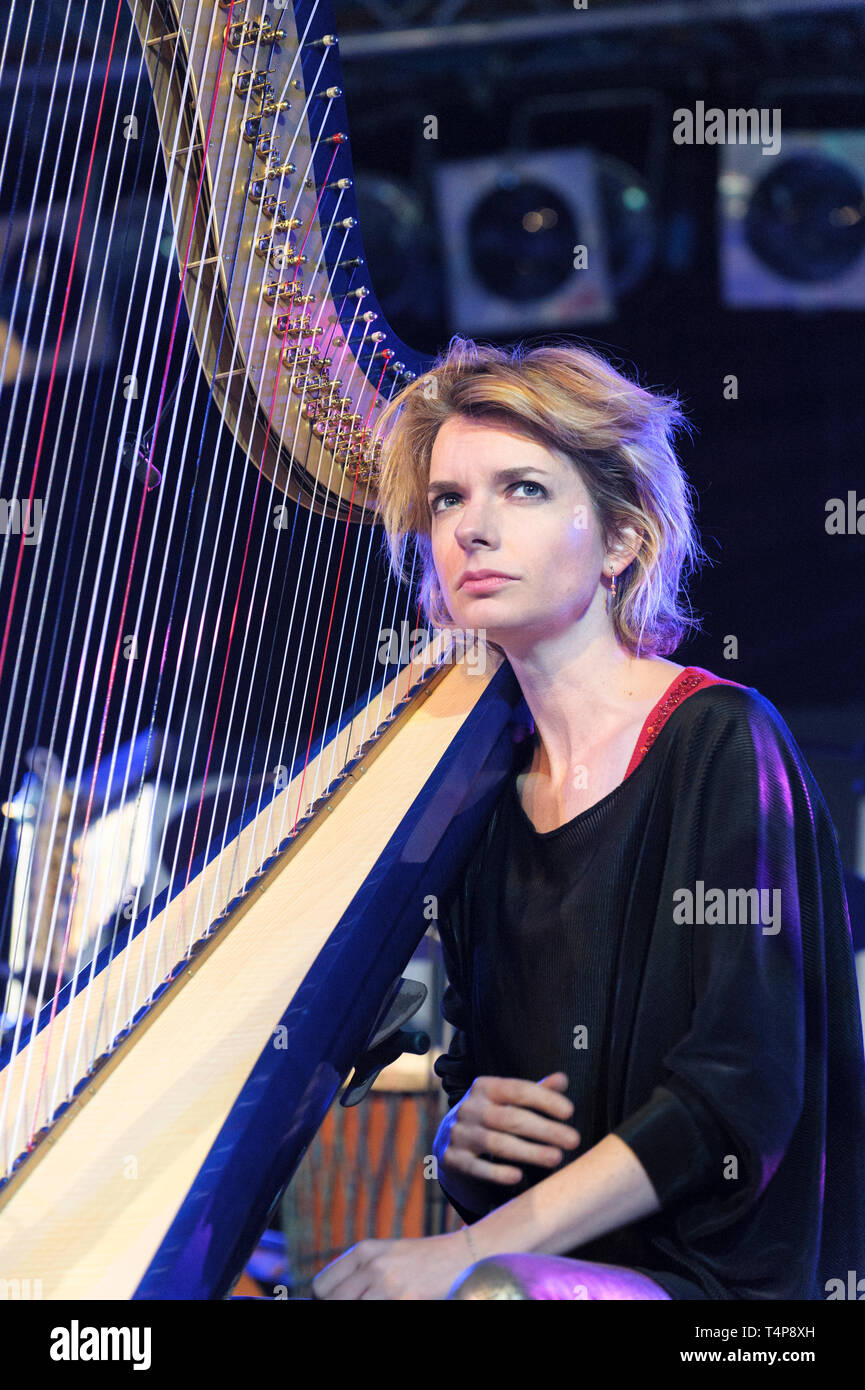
[
  {"left": 430, "top": 493, "right": 458, "bottom": 513},
  {"left": 430, "top": 480, "right": 546, "bottom": 512}
]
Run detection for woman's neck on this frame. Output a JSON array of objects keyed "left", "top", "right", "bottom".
[{"left": 505, "top": 641, "right": 684, "bottom": 788}]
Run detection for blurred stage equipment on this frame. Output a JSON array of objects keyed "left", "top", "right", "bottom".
[
  {"left": 0, "top": 733, "right": 245, "bottom": 1029},
  {"left": 719, "top": 130, "right": 865, "bottom": 307},
  {"left": 435, "top": 147, "right": 622, "bottom": 332},
  {"left": 0, "top": 201, "right": 114, "bottom": 384}
]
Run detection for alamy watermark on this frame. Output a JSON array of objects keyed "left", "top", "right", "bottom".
[
  {"left": 49, "top": 1320, "right": 151, "bottom": 1369},
  {"left": 673, "top": 102, "right": 781, "bottom": 157},
  {"left": 825, "top": 1270, "right": 865, "bottom": 1299},
  {"left": 673, "top": 881, "right": 781, "bottom": 935},
  {"left": 377, "top": 622, "right": 488, "bottom": 674},
  {"left": 0, "top": 498, "right": 43, "bottom": 545}
]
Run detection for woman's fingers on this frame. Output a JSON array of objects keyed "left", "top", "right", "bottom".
[
  {"left": 465, "top": 1078, "right": 581, "bottom": 1148},
  {"left": 442, "top": 1074, "right": 581, "bottom": 1187},
  {"left": 538, "top": 1071, "right": 571, "bottom": 1090},
  {"left": 477, "top": 1074, "right": 578, "bottom": 1125},
  {"left": 453, "top": 1121, "right": 573, "bottom": 1171},
  {"left": 482, "top": 1100, "right": 581, "bottom": 1148},
  {"left": 447, "top": 1151, "right": 526, "bottom": 1185}
]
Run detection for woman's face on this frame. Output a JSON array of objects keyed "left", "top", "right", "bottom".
[{"left": 427, "top": 415, "right": 610, "bottom": 652}]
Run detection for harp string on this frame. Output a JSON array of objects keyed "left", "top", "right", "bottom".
[
  {"left": 0, "top": 3, "right": 201, "bottom": 1120},
  {"left": 0, "top": 0, "right": 264, "bottom": 1150},
  {"left": 0, "top": 0, "right": 328, "bottom": 1084},
  {"left": 0, "top": 5, "right": 48, "bottom": 272},
  {"left": 44, "top": 0, "right": 346, "bottom": 1123},
  {"left": 0, "top": 0, "right": 88, "bottom": 432},
  {"left": 0, "top": 1, "right": 436, "bottom": 1173},
  {"left": 142, "top": 27, "right": 431, "bottom": 934},
  {"left": 4, "top": 0, "right": 244, "bottom": 1151},
  {"left": 0, "top": 0, "right": 174, "bottom": 1156},
  {"left": 0, "top": 2, "right": 273, "bottom": 1162},
  {"left": 56, "top": 0, "right": 272, "bottom": 1104},
  {"left": 0, "top": 0, "right": 193, "bottom": 822},
  {"left": 59, "top": 0, "right": 339, "bottom": 1073},
  {"left": 131, "top": 90, "right": 371, "bottom": 952},
  {"left": 0, "top": 14, "right": 161, "bottom": 897},
  {"left": 87, "top": 33, "right": 393, "bottom": 1043},
  {"left": 0, "top": 1, "right": 123, "bottom": 592},
  {"left": 0, "top": 0, "right": 185, "bottom": 979}
]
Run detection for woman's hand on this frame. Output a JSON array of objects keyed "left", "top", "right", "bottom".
[
  {"left": 311, "top": 1231, "right": 473, "bottom": 1301},
  {"left": 439, "top": 1071, "right": 581, "bottom": 1190}
]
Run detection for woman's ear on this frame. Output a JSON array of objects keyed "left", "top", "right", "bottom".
[{"left": 607, "top": 523, "right": 644, "bottom": 574}]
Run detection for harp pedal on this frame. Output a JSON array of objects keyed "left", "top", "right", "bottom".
[{"left": 341, "top": 976, "right": 429, "bottom": 1107}]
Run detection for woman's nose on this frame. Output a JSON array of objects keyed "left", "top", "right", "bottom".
[{"left": 454, "top": 499, "right": 498, "bottom": 546}]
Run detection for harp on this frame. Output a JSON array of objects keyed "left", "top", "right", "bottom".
[{"left": 0, "top": 0, "right": 525, "bottom": 1298}]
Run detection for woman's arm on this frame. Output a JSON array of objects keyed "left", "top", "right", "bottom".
[{"left": 453, "top": 1130, "right": 661, "bottom": 1259}]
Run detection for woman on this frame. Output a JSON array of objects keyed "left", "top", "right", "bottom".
[{"left": 311, "top": 336, "right": 865, "bottom": 1301}]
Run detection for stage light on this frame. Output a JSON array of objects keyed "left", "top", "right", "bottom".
[
  {"left": 434, "top": 148, "right": 615, "bottom": 333},
  {"left": 719, "top": 131, "right": 865, "bottom": 307}
]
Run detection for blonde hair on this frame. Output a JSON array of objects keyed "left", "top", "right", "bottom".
[{"left": 373, "top": 334, "right": 708, "bottom": 657}]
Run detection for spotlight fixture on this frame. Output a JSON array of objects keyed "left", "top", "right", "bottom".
[
  {"left": 719, "top": 130, "right": 865, "bottom": 307},
  {"left": 434, "top": 148, "right": 616, "bottom": 332}
]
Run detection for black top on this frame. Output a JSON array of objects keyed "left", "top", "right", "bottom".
[{"left": 433, "top": 668, "right": 865, "bottom": 1299}]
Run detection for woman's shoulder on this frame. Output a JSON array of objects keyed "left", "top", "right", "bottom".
[
  {"left": 666, "top": 667, "right": 817, "bottom": 793},
  {"left": 674, "top": 666, "right": 791, "bottom": 732}
]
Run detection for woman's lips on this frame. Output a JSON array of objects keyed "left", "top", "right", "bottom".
[{"left": 460, "top": 575, "right": 514, "bottom": 593}]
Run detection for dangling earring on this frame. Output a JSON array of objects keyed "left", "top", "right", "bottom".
[{"left": 607, "top": 567, "right": 617, "bottom": 612}]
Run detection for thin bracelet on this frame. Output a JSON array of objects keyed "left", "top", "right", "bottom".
[{"left": 463, "top": 1224, "right": 480, "bottom": 1264}]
